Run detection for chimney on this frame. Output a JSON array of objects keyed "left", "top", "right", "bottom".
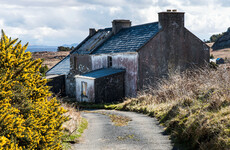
[
  {"left": 89, "top": 28, "right": 96, "bottom": 36},
  {"left": 158, "top": 10, "right": 184, "bottom": 30},
  {"left": 112, "top": 20, "right": 131, "bottom": 34}
]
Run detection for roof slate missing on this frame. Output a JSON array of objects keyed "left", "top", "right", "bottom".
[
  {"left": 76, "top": 68, "right": 125, "bottom": 79},
  {"left": 73, "top": 28, "right": 112, "bottom": 54},
  {"left": 92, "top": 22, "right": 159, "bottom": 54}
]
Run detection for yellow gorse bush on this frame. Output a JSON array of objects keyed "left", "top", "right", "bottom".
[{"left": 0, "top": 30, "right": 68, "bottom": 150}]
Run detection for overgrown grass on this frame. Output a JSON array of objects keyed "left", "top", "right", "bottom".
[
  {"left": 109, "top": 67, "right": 230, "bottom": 150},
  {"left": 61, "top": 103, "right": 88, "bottom": 149}
]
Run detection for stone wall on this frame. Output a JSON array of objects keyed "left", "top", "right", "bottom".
[
  {"left": 94, "top": 72, "right": 125, "bottom": 103},
  {"left": 66, "top": 54, "right": 92, "bottom": 97},
  {"left": 138, "top": 26, "right": 209, "bottom": 90},
  {"left": 46, "top": 75, "right": 66, "bottom": 96}
]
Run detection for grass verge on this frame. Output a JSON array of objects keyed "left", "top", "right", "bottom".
[
  {"left": 61, "top": 103, "right": 88, "bottom": 149},
  {"left": 106, "top": 67, "right": 230, "bottom": 150}
]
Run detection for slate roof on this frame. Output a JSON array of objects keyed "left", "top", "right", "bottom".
[
  {"left": 92, "top": 22, "right": 159, "bottom": 54},
  {"left": 46, "top": 55, "right": 70, "bottom": 75},
  {"left": 76, "top": 68, "right": 125, "bottom": 79},
  {"left": 46, "top": 22, "right": 160, "bottom": 75}
]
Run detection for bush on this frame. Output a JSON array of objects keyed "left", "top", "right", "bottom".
[
  {"left": 210, "top": 54, "right": 214, "bottom": 59},
  {"left": 40, "top": 64, "right": 49, "bottom": 76},
  {"left": 0, "top": 30, "right": 68, "bottom": 149}
]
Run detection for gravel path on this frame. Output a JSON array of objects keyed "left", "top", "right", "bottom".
[{"left": 73, "top": 110, "right": 175, "bottom": 150}]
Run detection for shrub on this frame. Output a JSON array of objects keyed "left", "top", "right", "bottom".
[
  {"left": 0, "top": 30, "right": 68, "bottom": 149},
  {"left": 210, "top": 54, "right": 214, "bottom": 59},
  {"left": 40, "top": 64, "right": 49, "bottom": 76}
]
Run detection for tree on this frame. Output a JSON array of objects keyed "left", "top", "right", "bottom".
[
  {"left": 57, "top": 46, "right": 71, "bottom": 51},
  {"left": 209, "top": 33, "right": 224, "bottom": 42},
  {"left": 39, "top": 64, "right": 49, "bottom": 76},
  {"left": 0, "top": 30, "right": 68, "bottom": 149}
]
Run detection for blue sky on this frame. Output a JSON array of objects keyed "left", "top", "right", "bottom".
[{"left": 1, "top": 0, "right": 230, "bottom": 46}]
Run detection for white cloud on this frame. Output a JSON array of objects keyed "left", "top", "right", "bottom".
[{"left": 0, "top": 0, "right": 230, "bottom": 45}]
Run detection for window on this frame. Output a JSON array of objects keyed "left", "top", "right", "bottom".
[
  {"left": 81, "top": 81, "right": 87, "bottom": 96},
  {"left": 108, "top": 56, "right": 112, "bottom": 67}
]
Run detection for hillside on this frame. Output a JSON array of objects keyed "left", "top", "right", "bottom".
[
  {"left": 208, "top": 42, "right": 230, "bottom": 59},
  {"left": 32, "top": 51, "right": 70, "bottom": 69}
]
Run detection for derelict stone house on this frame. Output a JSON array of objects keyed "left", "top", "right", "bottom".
[{"left": 46, "top": 10, "right": 210, "bottom": 103}]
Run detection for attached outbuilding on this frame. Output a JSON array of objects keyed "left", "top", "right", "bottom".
[{"left": 75, "top": 68, "right": 125, "bottom": 103}]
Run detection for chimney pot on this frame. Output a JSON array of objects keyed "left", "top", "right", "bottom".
[
  {"left": 167, "top": 9, "right": 171, "bottom": 12},
  {"left": 172, "top": 9, "right": 177, "bottom": 12}
]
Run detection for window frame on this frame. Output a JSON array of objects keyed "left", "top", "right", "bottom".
[{"left": 81, "top": 81, "right": 87, "bottom": 96}]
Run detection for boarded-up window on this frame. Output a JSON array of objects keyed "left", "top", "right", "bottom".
[
  {"left": 108, "top": 56, "right": 112, "bottom": 67},
  {"left": 81, "top": 81, "right": 87, "bottom": 96}
]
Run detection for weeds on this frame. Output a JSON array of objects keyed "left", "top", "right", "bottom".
[
  {"left": 61, "top": 103, "right": 88, "bottom": 149},
  {"left": 102, "top": 112, "right": 132, "bottom": 126},
  {"left": 111, "top": 67, "right": 230, "bottom": 150}
]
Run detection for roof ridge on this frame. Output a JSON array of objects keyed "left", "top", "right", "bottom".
[
  {"left": 129, "top": 21, "right": 158, "bottom": 28},
  {"left": 91, "top": 21, "right": 159, "bottom": 54}
]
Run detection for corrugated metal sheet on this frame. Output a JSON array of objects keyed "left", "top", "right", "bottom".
[
  {"left": 79, "top": 68, "right": 125, "bottom": 79},
  {"left": 92, "top": 22, "right": 159, "bottom": 54}
]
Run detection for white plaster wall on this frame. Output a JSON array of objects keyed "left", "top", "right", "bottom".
[
  {"left": 91, "top": 52, "right": 138, "bottom": 97},
  {"left": 91, "top": 55, "right": 108, "bottom": 70},
  {"left": 75, "top": 77, "right": 95, "bottom": 102}
]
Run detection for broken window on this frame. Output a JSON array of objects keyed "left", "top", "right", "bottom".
[
  {"left": 108, "top": 56, "right": 112, "bottom": 67},
  {"left": 81, "top": 81, "right": 87, "bottom": 96}
]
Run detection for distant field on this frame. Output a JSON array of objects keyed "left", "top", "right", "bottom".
[
  {"left": 207, "top": 42, "right": 230, "bottom": 59},
  {"left": 211, "top": 48, "right": 230, "bottom": 59},
  {"left": 32, "top": 51, "right": 70, "bottom": 69}
]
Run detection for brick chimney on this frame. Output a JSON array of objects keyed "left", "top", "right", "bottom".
[
  {"left": 158, "top": 10, "right": 184, "bottom": 30},
  {"left": 89, "top": 28, "right": 96, "bottom": 36},
  {"left": 112, "top": 20, "right": 131, "bottom": 34}
]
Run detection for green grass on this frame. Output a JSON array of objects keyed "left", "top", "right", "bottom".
[{"left": 61, "top": 118, "right": 88, "bottom": 149}]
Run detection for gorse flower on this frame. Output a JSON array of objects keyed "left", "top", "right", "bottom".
[{"left": 0, "top": 30, "right": 68, "bottom": 150}]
